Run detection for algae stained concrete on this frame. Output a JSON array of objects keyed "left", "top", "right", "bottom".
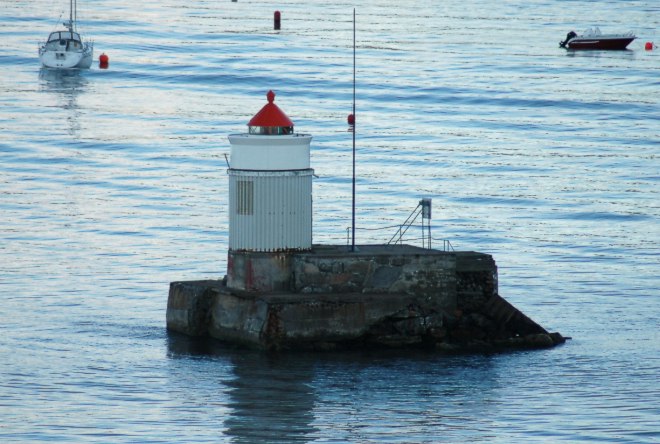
[{"left": 167, "top": 244, "right": 564, "bottom": 351}]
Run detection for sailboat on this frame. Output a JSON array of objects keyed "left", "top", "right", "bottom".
[{"left": 39, "top": 0, "right": 93, "bottom": 69}]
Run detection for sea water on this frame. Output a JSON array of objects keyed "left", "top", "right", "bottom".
[{"left": 1, "top": 0, "right": 658, "bottom": 442}]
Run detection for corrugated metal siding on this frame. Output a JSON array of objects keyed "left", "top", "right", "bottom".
[{"left": 229, "top": 169, "right": 313, "bottom": 251}]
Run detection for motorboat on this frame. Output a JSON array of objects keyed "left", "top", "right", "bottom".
[
  {"left": 559, "top": 27, "right": 636, "bottom": 50},
  {"left": 39, "top": 0, "right": 93, "bottom": 68}
]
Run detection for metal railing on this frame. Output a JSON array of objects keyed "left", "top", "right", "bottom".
[
  {"left": 388, "top": 199, "right": 432, "bottom": 248},
  {"left": 340, "top": 199, "right": 456, "bottom": 251}
]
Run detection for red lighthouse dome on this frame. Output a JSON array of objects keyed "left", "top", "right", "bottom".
[{"left": 248, "top": 90, "right": 294, "bottom": 135}]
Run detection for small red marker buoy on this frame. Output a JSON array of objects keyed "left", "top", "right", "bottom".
[
  {"left": 99, "top": 53, "right": 109, "bottom": 69},
  {"left": 274, "top": 10, "right": 281, "bottom": 30},
  {"left": 645, "top": 42, "right": 654, "bottom": 51},
  {"left": 347, "top": 113, "right": 355, "bottom": 125}
]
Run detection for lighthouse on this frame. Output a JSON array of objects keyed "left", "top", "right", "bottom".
[
  {"left": 167, "top": 92, "right": 565, "bottom": 351},
  {"left": 227, "top": 90, "right": 313, "bottom": 253},
  {"left": 228, "top": 91, "right": 314, "bottom": 252}
]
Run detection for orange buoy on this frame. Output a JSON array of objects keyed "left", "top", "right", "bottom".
[
  {"left": 347, "top": 113, "right": 355, "bottom": 125},
  {"left": 274, "top": 11, "right": 281, "bottom": 30},
  {"left": 99, "top": 53, "right": 109, "bottom": 68},
  {"left": 645, "top": 42, "right": 654, "bottom": 51}
]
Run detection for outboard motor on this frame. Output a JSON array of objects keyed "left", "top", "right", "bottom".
[{"left": 559, "top": 31, "right": 577, "bottom": 48}]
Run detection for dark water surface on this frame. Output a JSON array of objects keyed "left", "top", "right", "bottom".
[{"left": 1, "top": 0, "right": 659, "bottom": 442}]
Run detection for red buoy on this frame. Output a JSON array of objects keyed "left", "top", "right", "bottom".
[
  {"left": 645, "top": 42, "right": 654, "bottom": 51},
  {"left": 274, "top": 11, "right": 281, "bottom": 30},
  {"left": 347, "top": 113, "right": 355, "bottom": 125},
  {"left": 99, "top": 53, "right": 109, "bottom": 69}
]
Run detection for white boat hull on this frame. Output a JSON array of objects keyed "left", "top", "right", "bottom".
[{"left": 39, "top": 44, "right": 93, "bottom": 69}]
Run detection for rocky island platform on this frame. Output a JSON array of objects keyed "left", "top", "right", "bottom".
[{"left": 167, "top": 244, "right": 565, "bottom": 352}]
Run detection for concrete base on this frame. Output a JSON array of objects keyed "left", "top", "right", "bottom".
[{"left": 167, "top": 245, "right": 565, "bottom": 351}]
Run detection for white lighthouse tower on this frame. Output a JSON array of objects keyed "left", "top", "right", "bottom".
[{"left": 227, "top": 90, "right": 313, "bottom": 253}]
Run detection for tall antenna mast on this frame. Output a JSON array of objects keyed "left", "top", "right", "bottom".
[{"left": 351, "top": 8, "right": 356, "bottom": 252}]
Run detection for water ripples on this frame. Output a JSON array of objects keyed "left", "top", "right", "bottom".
[{"left": 1, "top": 0, "right": 659, "bottom": 442}]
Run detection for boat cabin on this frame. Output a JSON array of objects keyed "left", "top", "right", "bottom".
[{"left": 45, "top": 31, "right": 83, "bottom": 50}]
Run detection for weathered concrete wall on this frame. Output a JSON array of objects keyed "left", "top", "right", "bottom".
[
  {"left": 167, "top": 245, "right": 565, "bottom": 351},
  {"left": 227, "top": 245, "right": 496, "bottom": 302},
  {"left": 208, "top": 291, "right": 268, "bottom": 347},
  {"left": 292, "top": 247, "right": 458, "bottom": 299},
  {"left": 166, "top": 280, "right": 220, "bottom": 336},
  {"left": 455, "top": 252, "right": 498, "bottom": 312},
  {"left": 227, "top": 251, "right": 293, "bottom": 292},
  {"left": 259, "top": 293, "right": 444, "bottom": 349}
]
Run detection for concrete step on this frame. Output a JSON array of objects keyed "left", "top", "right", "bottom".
[{"left": 483, "top": 294, "right": 548, "bottom": 336}]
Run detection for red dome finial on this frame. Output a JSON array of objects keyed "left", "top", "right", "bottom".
[{"left": 248, "top": 90, "right": 294, "bottom": 130}]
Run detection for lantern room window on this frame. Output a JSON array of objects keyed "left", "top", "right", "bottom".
[{"left": 248, "top": 126, "right": 293, "bottom": 135}]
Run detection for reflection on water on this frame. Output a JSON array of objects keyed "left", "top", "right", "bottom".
[
  {"left": 38, "top": 68, "right": 88, "bottom": 137},
  {"left": 225, "top": 353, "right": 316, "bottom": 443},
  {"left": 564, "top": 49, "right": 636, "bottom": 59},
  {"left": 167, "top": 333, "right": 316, "bottom": 443},
  {"left": 166, "top": 333, "right": 504, "bottom": 443}
]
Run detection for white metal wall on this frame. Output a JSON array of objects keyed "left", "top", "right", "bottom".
[
  {"left": 228, "top": 169, "right": 313, "bottom": 251},
  {"left": 228, "top": 134, "right": 312, "bottom": 170}
]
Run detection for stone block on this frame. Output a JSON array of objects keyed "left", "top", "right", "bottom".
[
  {"left": 208, "top": 292, "right": 268, "bottom": 346},
  {"left": 166, "top": 281, "right": 219, "bottom": 336}
]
